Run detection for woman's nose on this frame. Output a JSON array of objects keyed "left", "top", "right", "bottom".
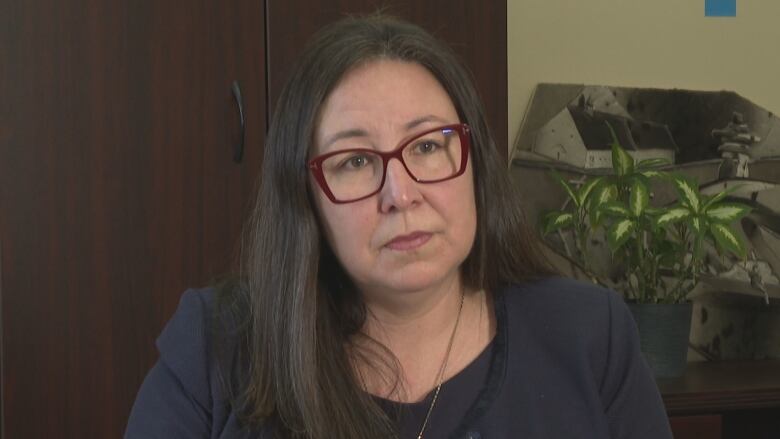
[{"left": 379, "top": 158, "right": 422, "bottom": 213}]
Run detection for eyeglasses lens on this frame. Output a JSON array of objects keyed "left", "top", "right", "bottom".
[{"left": 319, "top": 127, "right": 464, "bottom": 202}]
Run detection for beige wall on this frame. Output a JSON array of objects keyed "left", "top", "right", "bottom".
[{"left": 508, "top": 0, "right": 780, "bottom": 151}]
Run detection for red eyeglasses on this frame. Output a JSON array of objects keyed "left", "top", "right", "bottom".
[{"left": 308, "top": 124, "right": 471, "bottom": 204}]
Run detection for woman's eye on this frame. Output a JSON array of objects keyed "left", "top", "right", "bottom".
[
  {"left": 349, "top": 156, "right": 366, "bottom": 167},
  {"left": 414, "top": 141, "right": 439, "bottom": 154},
  {"left": 341, "top": 154, "right": 371, "bottom": 169}
]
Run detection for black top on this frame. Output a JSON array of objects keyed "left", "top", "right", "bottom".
[
  {"left": 125, "top": 277, "right": 673, "bottom": 438},
  {"left": 373, "top": 337, "right": 495, "bottom": 439}
]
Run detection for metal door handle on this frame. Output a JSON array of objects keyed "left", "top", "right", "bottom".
[{"left": 231, "top": 80, "right": 245, "bottom": 163}]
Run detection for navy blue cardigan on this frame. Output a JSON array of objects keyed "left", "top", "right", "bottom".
[{"left": 125, "top": 277, "right": 672, "bottom": 438}]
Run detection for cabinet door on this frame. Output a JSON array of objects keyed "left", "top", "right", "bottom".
[
  {"left": 266, "top": 0, "right": 508, "bottom": 157},
  {"left": 0, "top": 1, "right": 265, "bottom": 437},
  {"left": 670, "top": 415, "right": 722, "bottom": 439}
]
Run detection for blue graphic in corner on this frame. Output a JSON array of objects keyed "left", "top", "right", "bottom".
[{"left": 705, "top": 0, "right": 736, "bottom": 17}]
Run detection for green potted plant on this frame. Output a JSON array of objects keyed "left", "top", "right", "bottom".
[{"left": 541, "top": 124, "right": 752, "bottom": 377}]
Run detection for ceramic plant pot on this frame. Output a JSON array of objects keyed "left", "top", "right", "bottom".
[{"left": 628, "top": 302, "right": 693, "bottom": 378}]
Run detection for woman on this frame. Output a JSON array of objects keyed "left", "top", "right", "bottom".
[{"left": 125, "top": 14, "right": 672, "bottom": 439}]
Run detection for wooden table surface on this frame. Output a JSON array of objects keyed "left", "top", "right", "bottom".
[{"left": 657, "top": 360, "right": 780, "bottom": 415}]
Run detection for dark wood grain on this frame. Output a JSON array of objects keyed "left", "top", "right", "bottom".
[
  {"left": 722, "top": 407, "right": 780, "bottom": 439},
  {"left": 0, "top": 1, "right": 265, "bottom": 437},
  {"left": 669, "top": 415, "right": 722, "bottom": 439},
  {"left": 266, "top": 0, "right": 508, "bottom": 158},
  {"left": 658, "top": 360, "right": 780, "bottom": 415},
  {"left": 660, "top": 360, "right": 780, "bottom": 438}
]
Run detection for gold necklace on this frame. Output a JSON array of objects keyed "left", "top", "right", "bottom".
[{"left": 416, "top": 292, "right": 465, "bottom": 439}]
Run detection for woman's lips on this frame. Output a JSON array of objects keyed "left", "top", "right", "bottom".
[{"left": 385, "top": 231, "right": 432, "bottom": 251}]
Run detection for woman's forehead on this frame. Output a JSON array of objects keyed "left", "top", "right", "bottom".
[{"left": 313, "top": 60, "right": 458, "bottom": 151}]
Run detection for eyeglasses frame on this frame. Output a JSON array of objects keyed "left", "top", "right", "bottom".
[{"left": 308, "top": 123, "right": 471, "bottom": 204}]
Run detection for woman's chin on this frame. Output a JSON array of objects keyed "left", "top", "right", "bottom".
[{"left": 364, "top": 268, "right": 460, "bottom": 299}]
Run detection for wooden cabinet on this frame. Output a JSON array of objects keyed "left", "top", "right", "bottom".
[
  {"left": 659, "top": 360, "right": 780, "bottom": 439},
  {"left": 0, "top": 1, "right": 506, "bottom": 437},
  {"left": 0, "top": 1, "right": 265, "bottom": 437}
]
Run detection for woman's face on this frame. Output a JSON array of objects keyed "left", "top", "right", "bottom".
[{"left": 311, "top": 59, "right": 477, "bottom": 299}]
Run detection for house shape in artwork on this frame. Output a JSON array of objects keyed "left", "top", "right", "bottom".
[{"left": 533, "top": 102, "right": 678, "bottom": 169}]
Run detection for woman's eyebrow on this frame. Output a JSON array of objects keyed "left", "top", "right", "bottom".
[
  {"left": 404, "top": 115, "right": 448, "bottom": 131},
  {"left": 321, "top": 128, "right": 369, "bottom": 151},
  {"left": 321, "top": 115, "right": 448, "bottom": 151}
]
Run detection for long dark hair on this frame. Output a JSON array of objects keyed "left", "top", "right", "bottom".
[{"left": 221, "top": 13, "right": 553, "bottom": 438}]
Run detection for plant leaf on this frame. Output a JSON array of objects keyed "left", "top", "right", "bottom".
[
  {"left": 655, "top": 207, "right": 691, "bottom": 227},
  {"left": 702, "top": 184, "right": 745, "bottom": 210},
  {"left": 607, "top": 218, "right": 635, "bottom": 251},
  {"left": 690, "top": 216, "right": 702, "bottom": 234},
  {"left": 705, "top": 202, "right": 752, "bottom": 224},
  {"left": 588, "top": 183, "right": 618, "bottom": 226},
  {"left": 671, "top": 175, "right": 701, "bottom": 213},
  {"left": 636, "top": 158, "right": 671, "bottom": 169},
  {"left": 542, "top": 211, "right": 573, "bottom": 235},
  {"left": 577, "top": 176, "right": 604, "bottom": 205},
  {"left": 639, "top": 170, "right": 668, "bottom": 179},
  {"left": 709, "top": 223, "right": 747, "bottom": 258},
  {"left": 606, "top": 122, "right": 634, "bottom": 176},
  {"left": 629, "top": 178, "right": 649, "bottom": 217},
  {"left": 600, "top": 201, "right": 632, "bottom": 219},
  {"left": 550, "top": 170, "right": 579, "bottom": 206}
]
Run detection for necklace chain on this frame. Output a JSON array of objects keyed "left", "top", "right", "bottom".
[{"left": 416, "top": 292, "right": 465, "bottom": 439}]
